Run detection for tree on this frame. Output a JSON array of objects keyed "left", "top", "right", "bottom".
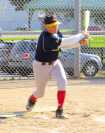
[
  {"left": 9, "top": 0, "right": 34, "bottom": 30},
  {"left": 9, "top": 0, "right": 32, "bottom": 10},
  {"left": 93, "top": 9, "right": 105, "bottom": 28}
]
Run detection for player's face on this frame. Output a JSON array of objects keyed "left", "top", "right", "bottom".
[{"left": 46, "top": 24, "right": 59, "bottom": 33}]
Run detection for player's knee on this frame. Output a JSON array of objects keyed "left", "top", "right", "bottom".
[
  {"left": 63, "top": 78, "right": 67, "bottom": 87},
  {"left": 59, "top": 78, "right": 67, "bottom": 89}
]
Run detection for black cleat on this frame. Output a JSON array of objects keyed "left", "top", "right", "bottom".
[
  {"left": 56, "top": 108, "right": 64, "bottom": 118},
  {"left": 26, "top": 99, "right": 36, "bottom": 111}
]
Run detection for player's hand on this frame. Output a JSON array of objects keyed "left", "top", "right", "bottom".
[
  {"left": 82, "top": 31, "right": 89, "bottom": 38},
  {"left": 79, "top": 31, "right": 89, "bottom": 46},
  {"left": 79, "top": 39, "right": 88, "bottom": 46}
]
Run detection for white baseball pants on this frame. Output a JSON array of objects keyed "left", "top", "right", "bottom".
[{"left": 32, "top": 59, "right": 67, "bottom": 98}]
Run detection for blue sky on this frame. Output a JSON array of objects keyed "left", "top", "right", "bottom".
[
  {"left": 0, "top": 0, "right": 104, "bottom": 31},
  {"left": 0, "top": 0, "right": 30, "bottom": 31},
  {"left": 0, "top": 0, "right": 45, "bottom": 31},
  {"left": 0, "top": 0, "right": 74, "bottom": 31},
  {"left": 25, "top": 0, "right": 105, "bottom": 10}
]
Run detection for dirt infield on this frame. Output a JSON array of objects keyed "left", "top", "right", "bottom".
[{"left": 0, "top": 79, "right": 105, "bottom": 133}]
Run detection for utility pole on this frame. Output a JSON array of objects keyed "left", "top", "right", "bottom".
[{"left": 74, "top": 0, "right": 81, "bottom": 78}]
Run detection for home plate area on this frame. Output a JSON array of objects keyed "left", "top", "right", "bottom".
[
  {"left": 0, "top": 106, "right": 56, "bottom": 119},
  {"left": 0, "top": 105, "right": 69, "bottom": 120},
  {"left": 0, "top": 113, "right": 17, "bottom": 119}
]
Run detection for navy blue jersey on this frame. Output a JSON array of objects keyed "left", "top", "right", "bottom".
[{"left": 35, "top": 31, "right": 62, "bottom": 62}]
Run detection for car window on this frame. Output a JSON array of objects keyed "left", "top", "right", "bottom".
[
  {"left": 66, "top": 49, "right": 74, "bottom": 54},
  {"left": 14, "top": 41, "right": 36, "bottom": 52},
  {"left": 0, "top": 43, "right": 5, "bottom": 48},
  {"left": 0, "top": 42, "right": 15, "bottom": 49},
  {"left": 61, "top": 49, "right": 74, "bottom": 55}
]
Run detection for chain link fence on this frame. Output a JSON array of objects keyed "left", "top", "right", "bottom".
[
  {"left": 0, "top": 0, "right": 105, "bottom": 80},
  {"left": 80, "top": 0, "right": 105, "bottom": 78}
]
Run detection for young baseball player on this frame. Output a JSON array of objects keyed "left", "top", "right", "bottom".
[{"left": 26, "top": 14, "right": 89, "bottom": 118}]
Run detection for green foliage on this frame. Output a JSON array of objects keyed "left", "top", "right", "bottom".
[
  {"left": 92, "top": 9, "right": 105, "bottom": 28},
  {"left": 0, "top": 35, "right": 38, "bottom": 41},
  {"left": 89, "top": 36, "right": 105, "bottom": 48},
  {"left": 9, "top": 0, "right": 32, "bottom": 10}
]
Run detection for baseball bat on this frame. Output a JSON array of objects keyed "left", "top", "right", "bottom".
[
  {"left": 84, "top": 10, "right": 90, "bottom": 32},
  {"left": 80, "top": 10, "right": 90, "bottom": 45}
]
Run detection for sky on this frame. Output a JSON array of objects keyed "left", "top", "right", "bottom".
[
  {"left": 0, "top": 0, "right": 103, "bottom": 31},
  {"left": 0, "top": 0, "right": 31, "bottom": 31},
  {"left": 0, "top": 0, "right": 76, "bottom": 31}
]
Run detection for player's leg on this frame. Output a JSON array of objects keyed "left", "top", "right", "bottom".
[
  {"left": 51, "top": 60, "right": 67, "bottom": 117},
  {"left": 26, "top": 61, "right": 51, "bottom": 111}
]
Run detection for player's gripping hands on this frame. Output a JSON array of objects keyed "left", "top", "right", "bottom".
[{"left": 79, "top": 31, "right": 89, "bottom": 46}]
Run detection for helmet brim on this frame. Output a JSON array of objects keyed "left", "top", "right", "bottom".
[{"left": 44, "top": 21, "right": 60, "bottom": 28}]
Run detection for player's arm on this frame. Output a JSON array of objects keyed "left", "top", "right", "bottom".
[{"left": 61, "top": 32, "right": 88, "bottom": 49}]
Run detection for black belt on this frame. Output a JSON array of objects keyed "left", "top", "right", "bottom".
[{"left": 41, "top": 62, "right": 53, "bottom": 65}]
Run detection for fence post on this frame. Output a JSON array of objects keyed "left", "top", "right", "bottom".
[{"left": 74, "top": 0, "right": 81, "bottom": 78}]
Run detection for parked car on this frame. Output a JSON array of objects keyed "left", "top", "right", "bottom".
[
  {"left": 8, "top": 40, "right": 37, "bottom": 76},
  {"left": 88, "top": 25, "right": 104, "bottom": 31},
  {"left": 0, "top": 40, "right": 15, "bottom": 73},
  {"left": 59, "top": 49, "right": 102, "bottom": 77},
  {"left": 5, "top": 40, "right": 102, "bottom": 77}
]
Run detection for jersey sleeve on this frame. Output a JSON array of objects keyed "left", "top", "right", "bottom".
[{"left": 61, "top": 33, "right": 85, "bottom": 48}]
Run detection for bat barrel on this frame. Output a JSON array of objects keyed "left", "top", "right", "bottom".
[{"left": 84, "top": 10, "right": 90, "bottom": 32}]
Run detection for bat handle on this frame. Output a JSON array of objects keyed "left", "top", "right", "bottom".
[{"left": 84, "top": 26, "right": 88, "bottom": 32}]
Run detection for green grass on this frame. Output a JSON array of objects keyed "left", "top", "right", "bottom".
[
  {"left": 89, "top": 36, "right": 105, "bottom": 48},
  {"left": 0, "top": 35, "right": 38, "bottom": 42},
  {"left": 0, "top": 29, "right": 73, "bottom": 42},
  {"left": 0, "top": 33, "right": 105, "bottom": 48}
]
